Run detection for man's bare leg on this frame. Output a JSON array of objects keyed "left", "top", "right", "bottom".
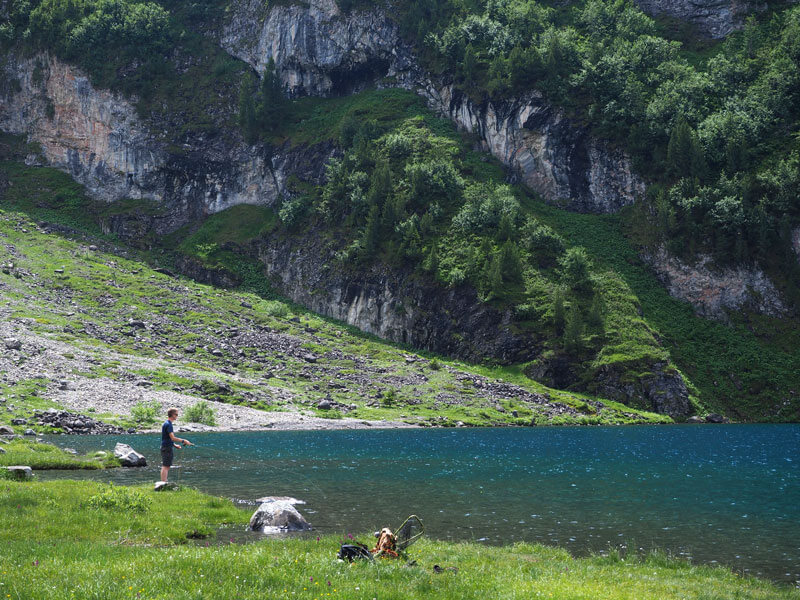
[{"left": 160, "top": 466, "right": 169, "bottom": 482}]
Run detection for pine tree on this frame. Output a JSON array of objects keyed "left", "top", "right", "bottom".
[
  {"left": 552, "top": 287, "right": 566, "bottom": 334},
  {"left": 238, "top": 72, "right": 258, "bottom": 144},
  {"left": 497, "top": 212, "right": 515, "bottom": 242},
  {"left": 667, "top": 119, "right": 707, "bottom": 180},
  {"left": 423, "top": 243, "right": 439, "bottom": 274},
  {"left": 499, "top": 240, "right": 523, "bottom": 284},
  {"left": 587, "top": 291, "right": 605, "bottom": 330},
  {"left": 462, "top": 44, "right": 477, "bottom": 85},
  {"left": 563, "top": 304, "right": 584, "bottom": 354},
  {"left": 362, "top": 203, "right": 381, "bottom": 258},
  {"left": 367, "top": 162, "right": 392, "bottom": 207}
]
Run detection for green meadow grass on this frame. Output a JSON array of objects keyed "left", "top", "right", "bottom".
[
  {"left": 0, "top": 439, "right": 120, "bottom": 470},
  {"left": 0, "top": 480, "right": 796, "bottom": 600}
]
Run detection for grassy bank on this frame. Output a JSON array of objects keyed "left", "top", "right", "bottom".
[
  {"left": 0, "top": 439, "right": 120, "bottom": 470},
  {"left": 0, "top": 201, "right": 669, "bottom": 428},
  {"left": 0, "top": 480, "right": 796, "bottom": 600}
]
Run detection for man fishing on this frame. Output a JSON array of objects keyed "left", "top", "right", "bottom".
[{"left": 160, "top": 407, "right": 193, "bottom": 482}]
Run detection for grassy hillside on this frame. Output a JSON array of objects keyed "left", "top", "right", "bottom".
[
  {"left": 1, "top": 479, "right": 797, "bottom": 600},
  {"left": 0, "top": 143, "right": 672, "bottom": 429}
]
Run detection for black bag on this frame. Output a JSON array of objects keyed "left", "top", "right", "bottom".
[{"left": 337, "top": 542, "right": 373, "bottom": 562}]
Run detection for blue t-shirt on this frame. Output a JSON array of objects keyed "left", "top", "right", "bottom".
[{"left": 161, "top": 420, "right": 174, "bottom": 448}]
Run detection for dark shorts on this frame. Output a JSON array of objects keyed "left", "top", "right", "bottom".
[{"left": 161, "top": 445, "right": 174, "bottom": 467}]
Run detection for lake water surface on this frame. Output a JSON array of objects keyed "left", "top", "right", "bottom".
[{"left": 40, "top": 425, "right": 799, "bottom": 583}]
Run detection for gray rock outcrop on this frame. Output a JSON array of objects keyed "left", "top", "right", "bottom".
[
  {"left": 249, "top": 498, "right": 312, "bottom": 532},
  {"left": 114, "top": 443, "right": 147, "bottom": 467},
  {"left": 644, "top": 247, "right": 787, "bottom": 320},
  {"left": 0, "top": 53, "right": 315, "bottom": 235},
  {"left": 633, "top": 0, "right": 769, "bottom": 39},
  {"left": 258, "top": 229, "right": 539, "bottom": 363},
  {"left": 33, "top": 409, "right": 124, "bottom": 434},
  {"left": 154, "top": 481, "right": 179, "bottom": 491},
  {"left": 4, "top": 338, "right": 22, "bottom": 350}
]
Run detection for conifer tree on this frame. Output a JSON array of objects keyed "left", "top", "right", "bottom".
[
  {"left": 238, "top": 72, "right": 258, "bottom": 144},
  {"left": 563, "top": 304, "right": 584, "bottom": 354},
  {"left": 362, "top": 203, "right": 381, "bottom": 258},
  {"left": 587, "top": 291, "right": 605, "bottom": 330},
  {"left": 499, "top": 240, "right": 523, "bottom": 284},
  {"left": 552, "top": 287, "right": 566, "bottom": 333},
  {"left": 667, "top": 119, "right": 707, "bottom": 180},
  {"left": 423, "top": 242, "right": 439, "bottom": 274}
]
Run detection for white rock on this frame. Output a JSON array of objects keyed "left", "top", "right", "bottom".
[{"left": 114, "top": 443, "right": 147, "bottom": 467}]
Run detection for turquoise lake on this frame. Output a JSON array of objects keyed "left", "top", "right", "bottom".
[{"left": 40, "top": 425, "right": 799, "bottom": 583}]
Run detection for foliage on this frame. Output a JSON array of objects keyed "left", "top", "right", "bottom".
[
  {"left": 183, "top": 400, "right": 217, "bottom": 426},
  {"left": 87, "top": 482, "right": 152, "bottom": 512},
  {"left": 395, "top": 0, "right": 800, "bottom": 276},
  {"left": 130, "top": 400, "right": 162, "bottom": 424}
]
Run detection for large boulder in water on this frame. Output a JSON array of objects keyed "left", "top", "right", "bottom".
[
  {"left": 249, "top": 499, "right": 311, "bottom": 532},
  {"left": 114, "top": 443, "right": 147, "bottom": 467}
]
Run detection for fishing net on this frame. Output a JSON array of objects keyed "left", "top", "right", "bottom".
[{"left": 395, "top": 515, "right": 424, "bottom": 552}]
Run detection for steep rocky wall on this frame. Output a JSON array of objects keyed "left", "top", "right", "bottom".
[
  {"left": 0, "top": 54, "right": 164, "bottom": 203},
  {"left": 257, "top": 230, "right": 539, "bottom": 363},
  {"left": 0, "top": 53, "right": 299, "bottom": 232},
  {"left": 256, "top": 230, "right": 691, "bottom": 417},
  {"left": 644, "top": 247, "right": 787, "bottom": 320},
  {"left": 633, "top": 0, "right": 766, "bottom": 38},
  {"left": 413, "top": 85, "right": 644, "bottom": 213},
  {"left": 222, "top": 0, "right": 644, "bottom": 213}
]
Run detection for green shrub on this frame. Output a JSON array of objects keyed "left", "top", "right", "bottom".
[
  {"left": 130, "top": 400, "right": 161, "bottom": 424},
  {"left": 183, "top": 400, "right": 217, "bottom": 426},
  {"left": 87, "top": 483, "right": 151, "bottom": 512}
]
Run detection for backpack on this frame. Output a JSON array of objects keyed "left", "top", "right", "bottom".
[{"left": 337, "top": 542, "right": 373, "bottom": 562}]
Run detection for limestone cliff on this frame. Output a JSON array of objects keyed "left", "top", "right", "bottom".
[
  {"left": 0, "top": 53, "right": 307, "bottom": 233},
  {"left": 644, "top": 247, "right": 788, "bottom": 321},
  {"left": 257, "top": 229, "right": 538, "bottom": 363},
  {"left": 221, "top": 0, "right": 644, "bottom": 214},
  {"left": 633, "top": 0, "right": 767, "bottom": 38}
]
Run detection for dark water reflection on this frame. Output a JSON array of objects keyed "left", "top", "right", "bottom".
[{"left": 39, "top": 425, "right": 800, "bottom": 583}]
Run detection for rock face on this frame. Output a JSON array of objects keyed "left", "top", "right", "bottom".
[
  {"left": 222, "top": 0, "right": 644, "bottom": 213},
  {"left": 258, "top": 230, "right": 539, "bottom": 363},
  {"left": 249, "top": 498, "right": 312, "bottom": 532},
  {"left": 592, "top": 363, "right": 692, "bottom": 418},
  {"left": 633, "top": 0, "right": 768, "bottom": 39},
  {"left": 415, "top": 86, "right": 644, "bottom": 213},
  {"left": 113, "top": 443, "right": 147, "bottom": 467},
  {"left": 0, "top": 54, "right": 163, "bottom": 203},
  {"left": 644, "top": 247, "right": 787, "bottom": 320},
  {"left": 0, "top": 53, "right": 314, "bottom": 234}
]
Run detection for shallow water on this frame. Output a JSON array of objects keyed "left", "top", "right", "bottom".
[{"left": 39, "top": 425, "right": 800, "bottom": 583}]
